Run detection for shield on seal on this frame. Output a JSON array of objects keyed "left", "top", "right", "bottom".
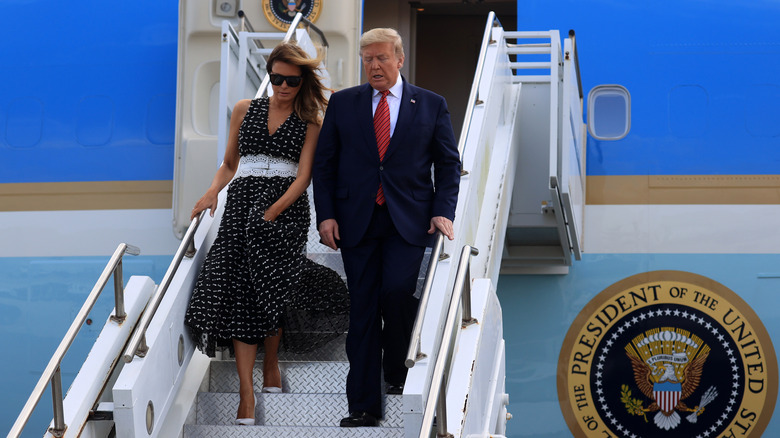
[
  {"left": 287, "top": 1, "right": 298, "bottom": 12},
  {"left": 653, "top": 381, "right": 682, "bottom": 413}
]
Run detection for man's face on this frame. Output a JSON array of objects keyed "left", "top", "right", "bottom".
[{"left": 361, "top": 41, "right": 404, "bottom": 91}]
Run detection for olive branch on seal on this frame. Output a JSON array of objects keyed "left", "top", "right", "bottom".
[{"left": 621, "top": 384, "right": 648, "bottom": 422}]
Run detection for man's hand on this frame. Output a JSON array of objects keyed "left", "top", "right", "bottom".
[
  {"left": 318, "top": 218, "right": 341, "bottom": 250},
  {"left": 428, "top": 216, "right": 454, "bottom": 240}
]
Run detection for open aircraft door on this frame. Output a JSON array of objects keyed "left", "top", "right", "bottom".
[
  {"left": 552, "top": 35, "right": 586, "bottom": 261},
  {"left": 502, "top": 31, "right": 585, "bottom": 273}
]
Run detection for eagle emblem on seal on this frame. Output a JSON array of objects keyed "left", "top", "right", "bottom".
[
  {"left": 623, "top": 328, "right": 718, "bottom": 430},
  {"left": 278, "top": 0, "right": 305, "bottom": 17}
]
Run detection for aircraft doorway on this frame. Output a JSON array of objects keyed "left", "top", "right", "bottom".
[{"left": 363, "top": 0, "right": 516, "bottom": 140}]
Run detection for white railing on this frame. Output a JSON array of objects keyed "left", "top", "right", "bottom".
[
  {"left": 122, "top": 212, "right": 206, "bottom": 363},
  {"left": 9, "top": 244, "right": 140, "bottom": 438},
  {"left": 405, "top": 232, "right": 447, "bottom": 367},
  {"left": 418, "top": 245, "right": 479, "bottom": 438},
  {"left": 405, "top": 12, "right": 516, "bottom": 438}
]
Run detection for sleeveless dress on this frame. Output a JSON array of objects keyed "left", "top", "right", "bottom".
[{"left": 184, "top": 97, "right": 348, "bottom": 356}]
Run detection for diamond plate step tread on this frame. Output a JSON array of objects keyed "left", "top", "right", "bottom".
[
  {"left": 196, "top": 393, "right": 402, "bottom": 428},
  {"left": 184, "top": 424, "right": 404, "bottom": 438},
  {"left": 249, "top": 336, "right": 349, "bottom": 362},
  {"left": 210, "top": 361, "right": 349, "bottom": 394}
]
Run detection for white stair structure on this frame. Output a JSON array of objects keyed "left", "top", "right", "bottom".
[
  {"left": 499, "top": 30, "right": 586, "bottom": 274},
  {"left": 10, "top": 9, "right": 588, "bottom": 438}
]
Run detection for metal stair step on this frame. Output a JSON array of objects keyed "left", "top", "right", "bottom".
[
  {"left": 184, "top": 424, "right": 404, "bottom": 438},
  {"left": 259, "top": 334, "right": 349, "bottom": 362},
  {"left": 195, "top": 392, "right": 402, "bottom": 427},
  {"left": 209, "top": 360, "right": 349, "bottom": 394}
]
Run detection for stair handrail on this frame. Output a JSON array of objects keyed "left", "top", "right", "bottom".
[
  {"left": 406, "top": 9, "right": 499, "bottom": 369},
  {"left": 405, "top": 232, "right": 447, "bottom": 367},
  {"left": 567, "top": 29, "right": 583, "bottom": 99},
  {"left": 296, "top": 13, "right": 329, "bottom": 49},
  {"left": 121, "top": 211, "right": 206, "bottom": 363},
  {"left": 237, "top": 6, "right": 329, "bottom": 45},
  {"left": 418, "top": 245, "right": 479, "bottom": 438},
  {"left": 237, "top": 10, "right": 255, "bottom": 32},
  {"left": 457, "top": 11, "right": 500, "bottom": 156},
  {"left": 8, "top": 243, "right": 140, "bottom": 438}
]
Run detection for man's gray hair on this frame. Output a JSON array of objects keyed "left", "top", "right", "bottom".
[{"left": 359, "top": 28, "right": 404, "bottom": 59}]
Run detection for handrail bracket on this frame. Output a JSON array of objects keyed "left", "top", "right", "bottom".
[
  {"left": 462, "top": 317, "right": 478, "bottom": 328},
  {"left": 134, "top": 336, "right": 150, "bottom": 358}
]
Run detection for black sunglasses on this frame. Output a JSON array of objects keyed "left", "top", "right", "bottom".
[{"left": 269, "top": 73, "right": 302, "bottom": 87}]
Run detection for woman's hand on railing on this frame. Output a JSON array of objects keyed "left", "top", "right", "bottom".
[
  {"left": 123, "top": 209, "right": 207, "bottom": 363},
  {"left": 191, "top": 189, "right": 218, "bottom": 220}
]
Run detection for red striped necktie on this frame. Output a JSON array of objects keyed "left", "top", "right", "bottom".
[{"left": 374, "top": 90, "right": 390, "bottom": 205}]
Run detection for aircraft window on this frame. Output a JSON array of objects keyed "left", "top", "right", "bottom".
[{"left": 588, "top": 85, "right": 631, "bottom": 140}]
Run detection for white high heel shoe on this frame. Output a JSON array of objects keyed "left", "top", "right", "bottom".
[
  {"left": 261, "top": 386, "right": 282, "bottom": 393},
  {"left": 235, "top": 393, "right": 257, "bottom": 426}
]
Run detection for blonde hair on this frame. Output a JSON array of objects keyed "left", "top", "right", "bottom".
[
  {"left": 359, "top": 28, "right": 404, "bottom": 59},
  {"left": 266, "top": 42, "right": 328, "bottom": 125}
]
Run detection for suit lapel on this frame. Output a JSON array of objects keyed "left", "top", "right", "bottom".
[
  {"left": 357, "top": 83, "right": 380, "bottom": 160},
  {"left": 384, "top": 79, "right": 418, "bottom": 162}
]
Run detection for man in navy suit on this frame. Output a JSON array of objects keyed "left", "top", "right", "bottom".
[{"left": 313, "top": 28, "right": 461, "bottom": 427}]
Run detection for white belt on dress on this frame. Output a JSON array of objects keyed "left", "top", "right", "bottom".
[{"left": 236, "top": 154, "right": 298, "bottom": 178}]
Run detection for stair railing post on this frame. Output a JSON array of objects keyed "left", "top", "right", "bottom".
[
  {"left": 185, "top": 238, "right": 197, "bottom": 258},
  {"left": 111, "top": 244, "right": 139, "bottom": 324},
  {"left": 135, "top": 334, "right": 149, "bottom": 358},
  {"left": 420, "top": 244, "right": 478, "bottom": 438},
  {"left": 436, "top": 379, "right": 450, "bottom": 438},
  {"left": 111, "top": 258, "right": 126, "bottom": 323},
  {"left": 48, "top": 366, "right": 65, "bottom": 437},
  {"left": 461, "top": 247, "right": 479, "bottom": 327}
]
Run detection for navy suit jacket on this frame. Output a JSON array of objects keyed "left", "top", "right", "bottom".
[{"left": 313, "top": 79, "right": 461, "bottom": 248}]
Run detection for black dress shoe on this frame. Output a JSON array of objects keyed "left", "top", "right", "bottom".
[
  {"left": 340, "top": 411, "right": 379, "bottom": 427},
  {"left": 386, "top": 384, "right": 404, "bottom": 395}
]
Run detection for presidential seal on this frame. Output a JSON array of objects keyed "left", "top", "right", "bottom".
[
  {"left": 262, "top": 0, "right": 322, "bottom": 31},
  {"left": 558, "top": 271, "right": 777, "bottom": 437}
]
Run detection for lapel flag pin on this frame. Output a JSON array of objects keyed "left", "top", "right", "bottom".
[{"left": 410, "top": 99, "right": 416, "bottom": 104}]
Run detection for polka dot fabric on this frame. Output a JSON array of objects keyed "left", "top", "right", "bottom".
[{"left": 184, "top": 98, "right": 348, "bottom": 356}]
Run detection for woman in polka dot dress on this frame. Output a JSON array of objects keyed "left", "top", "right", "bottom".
[{"left": 184, "top": 43, "right": 347, "bottom": 425}]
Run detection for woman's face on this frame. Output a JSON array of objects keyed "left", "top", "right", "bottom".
[{"left": 269, "top": 60, "right": 303, "bottom": 104}]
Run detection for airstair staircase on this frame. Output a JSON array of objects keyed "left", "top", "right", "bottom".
[
  {"left": 182, "top": 337, "right": 403, "bottom": 437},
  {"left": 9, "top": 8, "right": 588, "bottom": 438}
]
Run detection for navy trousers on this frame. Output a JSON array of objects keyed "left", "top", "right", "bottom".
[{"left": 340, "top": 204, "right": 425, "bottom": 417}]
